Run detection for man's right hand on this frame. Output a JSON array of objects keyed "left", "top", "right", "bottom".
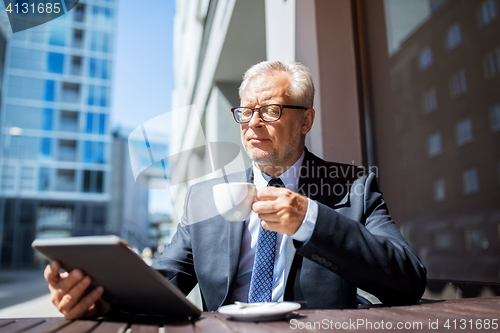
[{"left": 44, "top": 261, "right": 107, "bottom": 319}]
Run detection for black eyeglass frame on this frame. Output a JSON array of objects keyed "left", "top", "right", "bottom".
[{"left": 230, "top": 104, "right": 307, "bottom": 123}]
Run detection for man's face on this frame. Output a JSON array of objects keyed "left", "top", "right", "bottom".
[{"left": 240, "top": 72, "right": 312, "bottom": 169}]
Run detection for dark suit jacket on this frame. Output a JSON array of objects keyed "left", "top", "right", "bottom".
[{"left": 152, "top": 150, "right": 427, "bottom": 311}]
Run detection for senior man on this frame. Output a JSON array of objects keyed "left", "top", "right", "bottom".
[{"left": 44, "top": 60, "right": 426, "bottom": 319}]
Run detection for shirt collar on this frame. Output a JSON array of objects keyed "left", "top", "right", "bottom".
[{"left": 252, "top": 150, "right": 305, "bottom": 192}]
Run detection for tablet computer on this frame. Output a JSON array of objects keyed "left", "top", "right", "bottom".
[{"left": 32, "top": 235, "right": 201, "bottom": 317}]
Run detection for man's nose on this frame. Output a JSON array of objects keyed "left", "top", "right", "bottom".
[{"left": 248, "top": 109, "right": 264, "bottom": 127}]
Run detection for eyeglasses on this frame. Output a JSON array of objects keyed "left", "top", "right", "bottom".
[{"left": 231, "top": 104, "right": 307, "bottom": 123}]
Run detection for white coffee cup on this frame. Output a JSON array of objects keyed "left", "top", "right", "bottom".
[{"left": 213, "top": 182, "right": 257, "bottom": 222}]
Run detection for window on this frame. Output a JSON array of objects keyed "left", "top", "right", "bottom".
[
  {"left": 48, "top": 25, "right": 65, "bottom": 46},
  {"left": 83, "top": 170, "right": 104, "bottom": 193},
  {"left": 58, "top": 140, "right": 77, "bottom": 162},
  {"left": 446, "top": 24, "right": 462, "bottom": 50},
  {"left": 9, "top": 47, "right": 43, "bottom": 71},
  {"left": 456, "top": 118, "right": 474, "bottom": 146},
  {"left": 428, "top": 132, "right": 442, "bottom": 157},
  {"left": 434, "top": 178, "right": 446, "bottom": 201},
  {"left": 463, "top": 168, "right": 480, "bottom": 194},
  {"left": 478, "top": 0, "right": 498, "bottom": 26},
  {"left": 491, "top": 104, "right": 500, "bottom": 131},
  {"left": 90, "top": 32, "right": 110, "bottom": 53},
  {"left": 365, "top": 0, "right": 500, "bottom": 284},
  {"left": 483, "top": 46, "right": 500, "bottom": 78},
  {"left": 87, "top": 85, "right": 110, "bottom": 106},
  {"left": 61, "top": 83, "right": 80, "bottom": 103},
  {"left": 422, "top": 89, "right": 437, "bottom": 113},
  {"left": 20, "top": 166, "right": 34, "bottom": 190},
  {"left": 434, "top": 231, "right": 453, "bottom": 249},
  {"left": 1, "top": 165, "right": 15, "bottom": 190},
  {"left": 38, "top": 167, "right": 50, "bottom": 191},
  {"left": 75, "top": 3, "right": 85, "bottom": 22},
  {"left": 419, "top": 46, "right": 433, "bottom": 70},
  {"left": 89, "top": 58, "right": 109, "bottom": 80},
  {"left": 99, "top": 113, "right": 106, "bottom": 134},
  {"left": 464, "top": 229, "right": 489, "bottom": 250},
  {"left": 40, "top": 138, "right": 51, "bottom": 157},
  {"left": 85, "top": 112, "right": 107, "bottom": 134},
  {"left": 83, "top": 141, "right": 105, "bottom": 164},
  {"left": 42, "top": 108, "right": 53, "bottom": 130},
  {"left": 72, "top": 29, "right": 84, "bottom": 48},
  {"left": 45, "top": 80, "right": 55, "bottom": 101},
  {"left": 47, "top": 52, "right": 64, "bottom": 74},
  {"left": 450, "top": 70, "right": 467, "bottom": 97},
  {"left": 92, "top": 6, "right": 113, "bottom": 27},
  {"left": 71, "top": 56, "right": 82, "bottom": 75},
  {"left": 55, "top": 169, "right": 76, "bottom": 192},
  {"left": 60, "top": 111, "right": 79, "bottom": 131}
]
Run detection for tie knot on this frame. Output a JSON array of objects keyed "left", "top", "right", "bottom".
[{"left": 267, "top": 178, "right": 284, "bottom": 188}]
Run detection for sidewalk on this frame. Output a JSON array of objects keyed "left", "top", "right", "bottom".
[
  {"left": 0, "top": 269, "right": 62, "bottom": 318},
  {"left": 0, "top": 294, "right": 63, "bottom": 318}
]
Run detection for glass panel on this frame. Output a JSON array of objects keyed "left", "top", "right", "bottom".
[
  {"left": 98, "top": 113, "right": 106, "bottom": 134},
  {"left": 71, "top": 56, "right": 82, "bottom": 75},
  {"left": 55, "top": 169, "right": 76, "bottom": 191},
  {"left": 86, "top": 112, "right": 94, "bottom": 133},
  {"left": 72, "top": 29, "right": 84, "bottom": 48},
  {"left": 45, "top": 80, "right": 55, "bottom": 101},
  {"left": 61, "top": 82, "right": 80, "bottom": 103},
  {"left": 75, "top": 3, "right": 85, "bottom": 22},
  {"left": 42, "top": 108, "right": 53, "bottom": 130},
  {"left": 58, "top": 140, "right": 77, "bottom": 161},
  {"left": 364, "top": 0, "right": 500, "bottom": 283},
  {"left": 83, "top": 170, "right": 91, "bottom": 192},
  {"left": 48, "top": 25, "right": 65, "bottom": 46},
  {"left": 40, "top": 138, "right": 51, "bottom": 157},
  {"left": 60, "top": 111, "right": 79, "bottom": 131},
  {"left": 47, "top": 52, "right": 64, "bottom": 74},
  {"left": 38, "top": 167, "right": 50, "bottom": 191}
]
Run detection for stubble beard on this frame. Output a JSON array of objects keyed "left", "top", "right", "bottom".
[{"left": 243, "top": 128, "right": 304, "bottom": 169}]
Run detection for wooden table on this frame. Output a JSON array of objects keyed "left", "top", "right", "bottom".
[{"left": 0, "top": 297, "right": 498, "bottom": 332}]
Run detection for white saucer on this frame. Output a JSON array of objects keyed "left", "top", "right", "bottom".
[{"left": 218, "top": 302, "right": 301, "bottom": 321}]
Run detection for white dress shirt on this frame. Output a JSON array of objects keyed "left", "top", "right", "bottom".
[{"left": 230, "top": 150, "right": 319, "bottom": 302}]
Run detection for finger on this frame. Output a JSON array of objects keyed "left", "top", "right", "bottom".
[
  {"left": 64, "top": 287, "right": 104, "bottom": 320},
  {"left": 55, "top": 269, "right": 85, "bottom": 297},
  {"left": 252, "top": 200, "right": 279, "bottom": 214},
  {"left": 44, "top": 261, "right": 62, "bottom": 285},
  {"left": 57, "top": 275, "right": 92, "bottom": 315},
  {"left": 260, "top": 220, "right": 282, "bottom": 233},
  {"left": 256, "top": 187, "right": 286, "bottom": 200}
]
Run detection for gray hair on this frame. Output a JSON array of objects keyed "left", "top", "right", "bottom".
[{"left": 238, "top": 60, "right": 315, "bottom": 109}]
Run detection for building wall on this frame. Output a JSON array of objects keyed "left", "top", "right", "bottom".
[
  {"left": 364, "top": 0, "right": 500, "bottom": 282},
  {"left": 0, "top": 0, "right": 116, "bottom": 268}
]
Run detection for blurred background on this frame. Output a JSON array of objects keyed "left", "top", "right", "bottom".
[{"left": 0, "top": 0, "right": 499, "bottom": 314}]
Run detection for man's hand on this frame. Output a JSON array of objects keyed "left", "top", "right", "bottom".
[
  {"left": 252, "top": 187, "right": 308, "bottom": 235},
  {"left": 44, "top": 261, "right": 107, "bottom": 319}
]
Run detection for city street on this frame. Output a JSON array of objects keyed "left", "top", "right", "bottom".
[{"left": 0, "top": 269, "right": 62, "bottom": 318}]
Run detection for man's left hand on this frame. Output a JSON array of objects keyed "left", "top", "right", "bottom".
[{"left": 252, "top": 187, "right": 308, "bottom": 235}]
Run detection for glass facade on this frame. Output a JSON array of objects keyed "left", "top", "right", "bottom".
[
  {"left": 364, "top": 0, "right": 500, "bottom": 283},
  {"left": 0, "top": 0, "right": 116, "bottom": 268}
]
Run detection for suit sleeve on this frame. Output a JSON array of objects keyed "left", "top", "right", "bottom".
[
  {"left": 295, "top": 172, "right": 427, "bottom": 305},
  {"left": 151, "top": 186, "right": 198, "bottom": 296}
]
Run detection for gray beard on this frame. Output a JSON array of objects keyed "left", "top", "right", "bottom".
[{"left": 243, "top": 132, "right": 303, "bottom": 168}]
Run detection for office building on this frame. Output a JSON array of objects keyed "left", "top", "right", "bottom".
[{"left": 0, "top": 0, "right": 116, "bottom": 268}]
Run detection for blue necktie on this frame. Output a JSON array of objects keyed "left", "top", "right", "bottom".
[{"left": 248, "top": 178, "right": 284, "bottom": 303}]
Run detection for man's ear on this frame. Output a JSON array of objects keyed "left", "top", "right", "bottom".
[{"left": 302, "top": 108, "right": 315, "bottom": 135}]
